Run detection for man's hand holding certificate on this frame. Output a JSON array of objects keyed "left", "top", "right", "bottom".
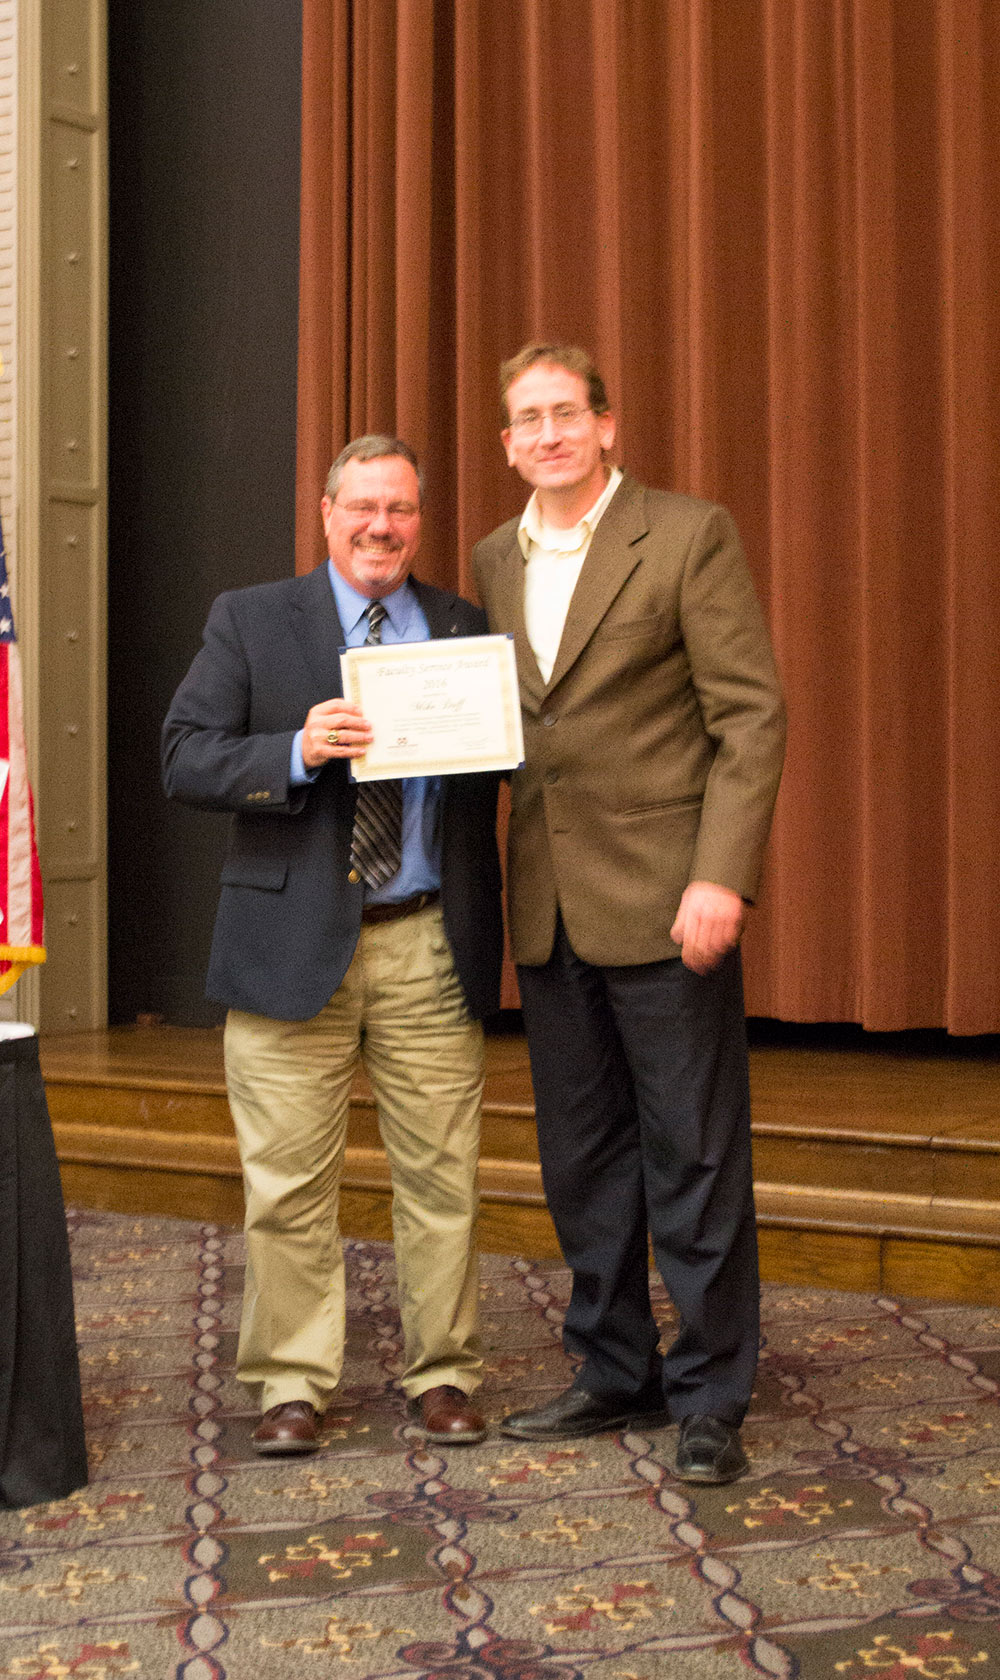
[{"left": 341, "top": 634, "right": 524, "bottom": 781}]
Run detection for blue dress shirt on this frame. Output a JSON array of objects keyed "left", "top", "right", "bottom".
[{"left": 290, "top": 563, "right": 442, "bottom": 903}]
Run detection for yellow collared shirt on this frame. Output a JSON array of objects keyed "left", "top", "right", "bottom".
[{"left": 518, "top": 467, "right": 622, "bottom": 684}]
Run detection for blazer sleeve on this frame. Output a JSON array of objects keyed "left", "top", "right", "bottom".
[
  {"left": 678, "top": 505, "right": 786, "bottom": 897},
  {"left": 161, "top": 592, "right": 305, "bottom": 816}
]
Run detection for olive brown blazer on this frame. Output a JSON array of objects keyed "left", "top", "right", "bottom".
[{"left": 471, "top": 471, "right": 786, "bottom": 967}]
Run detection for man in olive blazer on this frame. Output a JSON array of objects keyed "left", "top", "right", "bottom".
[{"left": 472, "top": 345, "right": 785, "bottom": 1483}]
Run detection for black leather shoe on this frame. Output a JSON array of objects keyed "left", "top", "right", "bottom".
[
  {"left": 500, "top": 1384, "right": 667, "bottom": 1441},
  {"left": 674, "top": 1414, "right": 748, "bottom": 1484}
]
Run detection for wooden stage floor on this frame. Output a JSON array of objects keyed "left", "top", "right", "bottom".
[{"left": 40, "top": 1022, "right": 1000, "bottom": 1305}]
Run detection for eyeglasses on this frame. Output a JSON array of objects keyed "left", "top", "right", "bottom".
[
  {"left": 333, "top": 499, "right": 420, "bottom": 521},
  {"left": 506, "top": 403, "right": 593, "bottom": 437}
]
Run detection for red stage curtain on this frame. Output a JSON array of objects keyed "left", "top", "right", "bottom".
[{"left": 298, "top": 0, "right": 1000, "bottom": 1033}]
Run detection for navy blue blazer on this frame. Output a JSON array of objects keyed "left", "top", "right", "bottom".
[{"left": 162, "top": 565, "right": 504, "bottom": 1021}]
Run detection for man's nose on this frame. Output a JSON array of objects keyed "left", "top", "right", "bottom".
[
  {"left": 367, "top": 505, "right": 392, "bottom": 534},
  {"left": 538, "top": 413, "right": 562, "bottom": 444}
]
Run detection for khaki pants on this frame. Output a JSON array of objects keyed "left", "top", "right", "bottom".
[{"left": 225, "top": 905, "right": 484, "bottom": 1412}]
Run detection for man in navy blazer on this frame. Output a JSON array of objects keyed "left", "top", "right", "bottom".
[{"left": 163, "top": 435, "right": 503, "bottom": 1454}]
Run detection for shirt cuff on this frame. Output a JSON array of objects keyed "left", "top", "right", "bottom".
[{"left": 290, "top": 730, "right": 320, "bottom": 786}]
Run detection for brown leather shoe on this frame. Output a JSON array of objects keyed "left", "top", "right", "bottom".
[
  {"left": 409, "top": 1385, "right": 487, "bottom": 1444},
  {"left": 252, "top": 1400, "right": 320, "bottom": 1455}
]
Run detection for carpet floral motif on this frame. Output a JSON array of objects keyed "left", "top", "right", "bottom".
[{"left": 1, "top": 1212, "right": 999, "bottom": 1677}]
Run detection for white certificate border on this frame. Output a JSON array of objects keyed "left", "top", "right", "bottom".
[{"left": 341, "top": 633, "right": 524, "bottom": 781}]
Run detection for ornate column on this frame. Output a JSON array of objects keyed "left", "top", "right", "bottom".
[{"left": 13, "top": 0, "right": 107, "bottom": 1031}]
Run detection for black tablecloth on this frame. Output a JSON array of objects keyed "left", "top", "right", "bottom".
[{"left": 0, "top": 1032, "right": 88, "bottom": 1508}]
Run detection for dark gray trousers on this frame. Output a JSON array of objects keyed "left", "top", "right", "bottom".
[{"left": 517, "top": 921, "right": 759, "bottom": 1425}]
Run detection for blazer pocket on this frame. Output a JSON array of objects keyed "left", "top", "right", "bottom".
[
  {"left": 612, "top": 794, "right": 702, "bottom": 819},
  {"left": 597, "top": 612, "right": 669, "bottom": 643},
  {"left": 220, "top": 858, "right": 288, "bottom": 891}
]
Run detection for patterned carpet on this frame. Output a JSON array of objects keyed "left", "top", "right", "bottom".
[{"left": 1, "top": 1210, "right": 999, "bottom": 1679}]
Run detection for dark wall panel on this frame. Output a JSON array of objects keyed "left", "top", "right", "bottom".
[{"left": 108, "top": 1, "right": 302, "bottom": 1023}]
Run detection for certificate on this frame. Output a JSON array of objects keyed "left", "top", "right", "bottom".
[{"left": 341, "top": 634, "right": 524, "bottom": 781}]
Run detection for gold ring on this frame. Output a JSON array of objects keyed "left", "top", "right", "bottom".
[{"left": 325, "top": 729, "right": 340, "bottom": 745}]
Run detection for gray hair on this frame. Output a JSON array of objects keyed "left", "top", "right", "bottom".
[{"left": 324, "top": 434, "right": 425, "bottom": 504}]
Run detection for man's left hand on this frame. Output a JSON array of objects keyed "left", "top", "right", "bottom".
[{"left": 670, "top": 881, "right": 745, "bottom": 975}]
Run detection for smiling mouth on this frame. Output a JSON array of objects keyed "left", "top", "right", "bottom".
[{"left": 353, "top": 538, "right": 400, "bottom": 556}]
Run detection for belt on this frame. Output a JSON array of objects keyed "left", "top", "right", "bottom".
[{"left": 360, "top": 889, "right": 440, "bottom": 926}]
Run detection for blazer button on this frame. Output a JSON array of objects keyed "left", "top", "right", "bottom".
[
  {"left": 545, "top": 769, "right": 558, "bottom": 785},
  {"left": 541, "top": 713, "right": 557, "bottom": 727}
]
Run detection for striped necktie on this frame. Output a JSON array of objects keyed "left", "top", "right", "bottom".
[{"left": 349, "top": 601, "right": 403, "bottom": 888}]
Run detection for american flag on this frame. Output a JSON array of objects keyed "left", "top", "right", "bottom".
[{"left": 0, "top": 517, "right": 45, "bottom": 993}]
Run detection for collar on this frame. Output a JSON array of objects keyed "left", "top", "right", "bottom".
[
  {"left": 517, "top": 466, "right": 623, "bottom": 559},
  {"left": 326, "top": 560, "right": 414, "bottom": 637}
]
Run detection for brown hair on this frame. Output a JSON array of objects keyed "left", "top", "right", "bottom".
[{"left": 498, "top": 342, "right": 610, "bottom": 425}]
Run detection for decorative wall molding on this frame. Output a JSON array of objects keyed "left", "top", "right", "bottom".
[{"left": 15, "top": 0, "right": 107, "bottom": 1030}]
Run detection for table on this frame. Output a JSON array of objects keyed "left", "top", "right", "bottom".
[{"left": 0, "top": 1027, "right": 88, "bottom": 1508}]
